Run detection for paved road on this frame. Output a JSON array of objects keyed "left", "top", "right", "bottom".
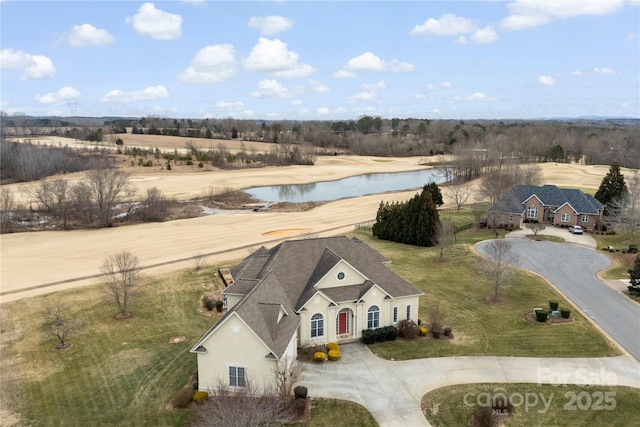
[{"left": 477, "top": 239, "right": 640, "bottom": 362}]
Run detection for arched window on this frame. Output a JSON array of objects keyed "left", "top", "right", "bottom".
[
  {"left": 367, "top": 305, "right": 380, "bottom": 329},
  {"left": 527, "top": 206, "right": 538, "bottom": 219},
  {"left": 310, "top": 313, "right": 324, "bottom": 338}
]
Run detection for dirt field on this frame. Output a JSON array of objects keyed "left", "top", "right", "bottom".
[{"left": 0, "top": 143, "right": 614, "bottom": 303}]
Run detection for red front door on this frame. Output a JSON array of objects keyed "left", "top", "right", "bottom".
[{"left": 338, "top": 312, "right": 348, "bottom": 334}]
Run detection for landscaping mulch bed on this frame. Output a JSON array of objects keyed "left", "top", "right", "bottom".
[{"left": 524, "top": 311, "right": 573, "bottom": 325}]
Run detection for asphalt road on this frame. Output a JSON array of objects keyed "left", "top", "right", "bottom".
[{"left": 477, "top": 239, "right": 640, "bottom": 362}]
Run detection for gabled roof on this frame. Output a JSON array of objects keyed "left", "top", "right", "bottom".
[
  {"left": 489, "top": 185, "right": 605, "bottom": 215},
  {"left": 194, "top": 236, "right": 421, "bottom": 358}
]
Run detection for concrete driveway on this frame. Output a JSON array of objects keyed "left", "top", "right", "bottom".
[
  {"left": 505, "top": 225, "right": 597, "bottom": 248},
  {"left": 299, "top": 342, "right": 640, "bottom": 427}
]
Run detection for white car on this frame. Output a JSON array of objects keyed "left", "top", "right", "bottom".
[{"left": 568, "top": 225, "right": 584, "bottom": 234}]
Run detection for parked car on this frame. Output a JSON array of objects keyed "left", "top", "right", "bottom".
[{"left": 568, "top": 225, "right": 584, "bottom": 234}]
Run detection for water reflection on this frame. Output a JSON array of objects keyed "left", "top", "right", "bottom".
[{"left": 244, "top": 168, "right": 445, "bottom": 203}]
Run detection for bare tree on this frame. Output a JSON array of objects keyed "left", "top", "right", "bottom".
[
  {"left": 481, "top": 239, "right": 520, "bottom": 302},
  {"left": 192, "top": 378, "right": 294, "bottom": 427},
  {"left": 478, "top": 162, "right": 542, "bottom": 205},
  {"left": 100, "top": 251, "right": 144, "bottom": 318},
  {"left": 446, "top": 180, "right": 473, "bottom": 211},
  {"left": 525, "top": 222, "right": 546, "bottom": 236},
  {"left": 610, "top": 171, "right": 640, "bottom": 240},
  {"left": 472, "top": 203, "right": 489, "bottom": 230},
  {"left": 274, "top": 356, "right": 302, "bottom": 398},
  {"left": 87, "top": 168, "right": 131, "bottom": 228},
  {"left": 40, "top": 303, "right": 82, "bottom": 349},
  {"left": 436, "top": 219, "right": 456, "bottom": 259},
  {"left": 0, "top": 186, "right": 16, "bottom": 232},
  {"left": 192, "top": 253, "right": 209, "bottom": 271}
]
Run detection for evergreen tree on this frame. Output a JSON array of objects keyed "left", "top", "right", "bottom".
[
  {"left": 423, "top": 182, "right": 443, "bottom": 206},
  {"left": 595, "top": 163, "right": 628, "bottom": 210},
  {"left": 372, "top": 187, "right": 440, "bottom": 247},
  {"left": 629, "top": 254, "right": 640, "bottom": 286}
]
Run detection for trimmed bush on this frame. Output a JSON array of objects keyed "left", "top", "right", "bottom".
[
  {"left": 535, "top": 309, "right": 548, "bottom": 322},
  {"left": 193, "top": 391, "right": 208, "bottom": 405},
  {"left": 549, "top": 301, "right": 559, "bottom": 311},
  {"left": 313, "top": 351, "right": 326, "bottom": 363},
  {"left": 328, "top": 349, "right": 341, "bottom": 361},
  {"left": 418, "top": 326, "right": 427, "bottom": 336},
  {"left": 444, "top": 327, "right": 452, "bottom": 337},
  {"left": 561, "top": 308, "right": 571, "bottom": 319},
  {"left": 326, "top": 342, "right": 340, "bottom": 352},
  {"left": 375, "top": 327, "right": 388, "bottom": 342},
  {"left": 203, "top": 296, "right": 215, "bottom": 311},
  {"left": 362, "top": 329, "right": 377, "bottom": 345},
  {"left": 294, "top": 386, "right": 308, "bottom": 400},
  {"left": 384, "top": 325, "right": 399, "bottom": 341},
  {"left": 215, "top": 300, "right": 224, "bottom": 312}
]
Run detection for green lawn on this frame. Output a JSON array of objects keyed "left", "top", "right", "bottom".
[
  {"left": 293, "top": 398, "right": 378, "bottom": 427},
  {"left": 0, "top": 217, "right": 625, "bottom": 426},
  {"left": 422, "top": 384, "right": 640, "bottom": 427},
  {"left": 351, "top": 228, "right": 620, "bottom": 360},
  {"left": 0, "top": 267, "right": 220, "bottom": 426}
]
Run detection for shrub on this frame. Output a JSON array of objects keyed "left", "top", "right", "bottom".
[
  {"left": 193, "top": 391, "right": 208, "bottom": 405},
  {"left": 375, "top": 327, "right": 388, "bottom": 342},
  {"left": 215, "top": 300, "right": 224, "bottom": 312},
  {"left": 327, "top": 349, "right": 341, "bottom": 361},
  {"left": 397, "top": 319, "right": 419, "bottom": 340},
  {"left": 629, "top": 244, "right": 638, "bottom": 254},
  {"left": 326, "top": 342, "right": 340, "bottom": 352},
  {"left": 535, "top": 309, "right": 548, "bottom": 322},
  {"left": 362, "top": 329, "right": 377, "bottom": 344},
  {"left": 427, "top": 304, "right": 445, "bottom": 333},
  {"left": 561, "top": 309, "right": 571, "bottom": 319},
  {"left": 313, "top": 351, "right": 326, "bottom": 363},
  {"left": 419, "top": 326, "right": 427, "bottom": 336},
  {"left": 171, "top": 386, "right": 194, "bottom": 409},
  {"left": 549, "top": 301, "right": 559, "bottom": 311},
  {"left": 384, "top": 325, "right": 398, "bottom": 341},
  {"left": 203, "top": 296, "right": 215, "bottom": 311}
]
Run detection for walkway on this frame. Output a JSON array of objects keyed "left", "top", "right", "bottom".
[{"left": 299, "top": 342, "right": 640, "bottom": 427}]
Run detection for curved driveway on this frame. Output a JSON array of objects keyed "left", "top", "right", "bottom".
[{"left": 477, "top": 239, "right": 640, "bottom": 361}]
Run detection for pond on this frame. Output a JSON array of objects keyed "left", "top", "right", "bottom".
[{"left": 244, "top": 168, "right": 446, "bottom": 203}]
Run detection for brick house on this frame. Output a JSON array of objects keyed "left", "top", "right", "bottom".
[{"left": 487, "top": 185, "right": 605, "bottom": 230}]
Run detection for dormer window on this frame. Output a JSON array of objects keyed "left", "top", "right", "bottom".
[{"left": 337, "top": 272, "right": 345, "bottom": 280}]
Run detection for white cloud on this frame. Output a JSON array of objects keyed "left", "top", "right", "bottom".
[
  {"left": 349, "top": 91, "right": 378, "bottom": 102},
  {"left": 67, "top": 24, "right": 114, "bottom": 47},
  {"left": 243, "top": 38, "right": 315, "bottom": 78},
  {"left": 213, "top": 101, "right": 244, "bottom": 109},
  {"left": 467, "top": 92, "right": 488, "bottom": 101},
  {"left": 248, "top": 16, "right": 293, "bottom": 35},
  {"left": 35, "top": 86, "right": 82, "bottom": 104},
  {"left": 316, "top": 107, "right": 330, "bottom": 116},
  {"left": 0, "top": 48, "right": 55, "bottom": 79},
  {"left": 291, "top": 99, "right": 303, "bottom": 106},
  {"left": 178, "top": 44, "right": 236, "bottom": 83},
  {"left": 411, "top": 14, "right": 498, "bottom": 44},
  {"left": 410, "top": 13, "right": 475, "bottom": 36},
  {"left": 538, "top": 75, "right": 556, "bottom": 86},
  {"left": 362, "top": 80, "right": 387, "bottom": 91},
  {"left": 250, "top": 79, "right": 297, "bottom": 98},
  {"left": 501, "top": 0, "right": 625, "bottom": 30},
  {"left": 592, "top": 67, "right": 615, "bottom": 75},
  {"left": 471, "top": 26, "right": 499, "bottom": 44},
  {"left": 100, "top": 85, "right": 170, "bottom": 103},
  {"left": 334, "top": 52, "right": 413, "bottom": 77},
  {"left": 440, "top": 81, "right": 452, "bottom": 88},
  {"left": 308, "top": 79, "right": 329, "bottom": 92},
  {"left": 126, "top": 2, "right": 182, "bottom": 40},
  {"left": 181, "top": 0, "right": 205, "bottom": 5}
]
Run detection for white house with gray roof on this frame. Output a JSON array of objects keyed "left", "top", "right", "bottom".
[
  {"left": 190, "top": 236, "right": 422, "bottom": 392},
  {"left": 488, "top": 184, "right": 605, "bottom": 230}
]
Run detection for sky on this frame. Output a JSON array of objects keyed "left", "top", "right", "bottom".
[{"left": 1, "top": 0, "right": 639, "bottom": 121}]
